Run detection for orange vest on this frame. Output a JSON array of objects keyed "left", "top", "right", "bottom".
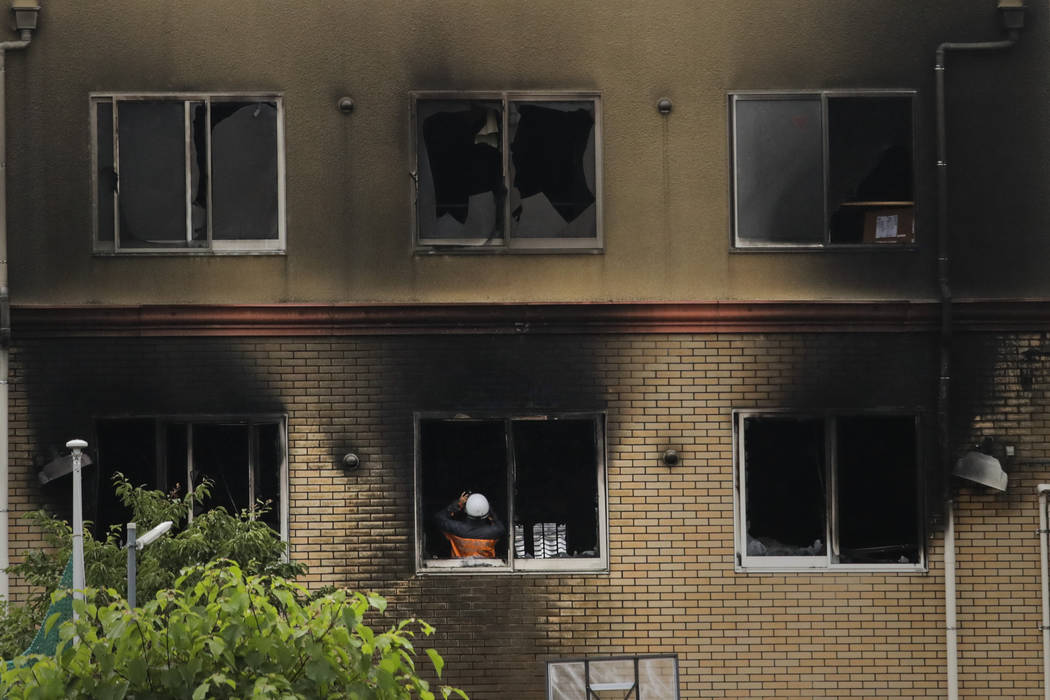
[{"left": 443, "top": 532, "right": 498, "bottom": 558}]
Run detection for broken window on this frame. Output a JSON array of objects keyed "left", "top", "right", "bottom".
[
  {"left": 731, "top": 92, "right": 914, "bottom": 248},
  {"left": 735, "top": 411, "right": 923, "bottom": 570},
  {"left": 92, "top": 94, "right": 284, "bottom": 253},
  {"left": 93, "top": 416, "right": 287, "bottom": 539},
  {"left": 413, "top": 93, "right": 601, "bottom": 251},
  {"left": 416, "top": 412, "right": 606, "bottom": 572}
]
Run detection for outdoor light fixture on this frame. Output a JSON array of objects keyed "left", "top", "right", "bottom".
[
  {"left": 997, "top": 0, "right": 1026, "bottom": 31},
  {"left": 126, "top": 520, "right": 173, "bottom": 608},
  {"left": 953, "top": 450, "right": 1008, "bottom": 492},
  {"left": 10, "top": 0, "right": 39, "bottom": 33},
  {"left": 341, "top": 452, "right": 361, "bottom": 470},
  {"left": 661, "top": 449, "right": 680, "bottom": 467}
]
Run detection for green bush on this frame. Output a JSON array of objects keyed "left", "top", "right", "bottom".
[
  {"left": 1, "top": 474, "right": 303, "bottom": 659},
  {"left": 0, "top": 559, "right": 466, "bottom": 700}
]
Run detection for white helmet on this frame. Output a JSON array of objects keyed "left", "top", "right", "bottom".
[{"left": 465, "top": 493, "right": 490, "bottom": 518}]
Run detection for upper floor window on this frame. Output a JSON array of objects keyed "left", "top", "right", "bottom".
[
  {"left": 734, "top": 410, "right": 924, "bottom": 571},
  {"left": 730, "top": 91, "right": 915, "bottom": 249},
  {"left": 412, "top": 92, "right": 602, "bottom": 252},
  {"left": 92, "top": 94, "right": 285, "bottom": 254},
  {"left": 415, "top": 412, "right": 607, "bottom": 573}
]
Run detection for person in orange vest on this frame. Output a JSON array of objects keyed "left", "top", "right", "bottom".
[{"left": 435, "top": 491, "right": 504, "bottom": 558}]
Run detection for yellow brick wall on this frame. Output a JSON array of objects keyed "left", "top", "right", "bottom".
[{"left": 7, "top": 332, "right": 1050, "bottom": 698}]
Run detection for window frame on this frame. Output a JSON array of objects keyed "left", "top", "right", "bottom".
[
  {"left": 90, "top": 92, "right": 287, "bottom": 255},
  {"left": 413, "top": 410, "right": 608, "bottom": 574},
  {"left": 729, "top": 89, "right": 918, "bottom": 251},
  {"left": 732, "top": 408, "right": 926, "bottom": 573},
  {"left": 546, "top": 654, "right": 680, "bottom": 700},
  {"left": 410, "top": 91, "right": 603, "bottom": 254},
  {"left": 93, "top": 414, "right": 290, "bottom": 542}
]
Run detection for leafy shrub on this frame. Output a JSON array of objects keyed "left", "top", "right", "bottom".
[
  {"left": 0, "top": 602, "right": 39, "bottom": 662},
  {"left": 1, "top": 560, "right": 466, "bottom": 700}
]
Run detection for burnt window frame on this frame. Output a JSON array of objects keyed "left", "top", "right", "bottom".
[
  {"left": 93, "top": 414, "right": 289, "bottom": 542},
  {"left": 410, "top": 91, "right": 603, "bottom": 254},
  {"left": 413, "top": 411, "right": 608, "bottom": 574},
  {"left": 732, "top": 409, "right": 926, "bottom": 573},
  {"left": 90, "top": 92, "right": 287, "bottom": 255},
  {"left": 729, "top": 89, "right": 918, "bottom": 251}
]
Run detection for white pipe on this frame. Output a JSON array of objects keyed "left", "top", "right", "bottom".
[
  {"left": 1038, "top": 484, "right": 1050, "bottom": 700},
  {"left": 0, "top": 31, "right": 33, "bottom": 603},
  {"left": 66, "top": 439, "right": 87, "bottom": 607},
  {"left": 945, "top": 498, "right": 959, "bottom": 700}
]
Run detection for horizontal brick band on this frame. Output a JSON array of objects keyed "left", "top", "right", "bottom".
[{"left": 10, "top": 299, "right": 1050, "bottom": 337}]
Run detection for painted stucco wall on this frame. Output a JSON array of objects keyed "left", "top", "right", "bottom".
[{"left": 5, "top": 0, "right": 1048, "bottom": 304}]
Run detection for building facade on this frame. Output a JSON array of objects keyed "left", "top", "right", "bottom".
[{"left": 4, "top": 1, "right": 1050, "bottom": 697}]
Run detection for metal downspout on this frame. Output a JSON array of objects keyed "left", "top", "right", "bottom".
[
  {"left": 1038, "top": 484, "right": 1050, "bottom": 700},
  {"left": 935, "top": 31, "right": 1019, "bottom": 700},
  {"left": 0, "top": 30, "right": 32, "bottom": 603}
]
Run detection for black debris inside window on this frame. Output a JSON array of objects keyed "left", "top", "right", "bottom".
[
  {"left": 189, "top": 102, "right": 207, "bottom": 243},
  {"left": 192, "top": 424, "right": 250, "bottom": 516},
  {"left": 117, "top": 101, "right": 187, "bottom": 247},
  {"left": 743, "top": 416, "right": 827, "bottom": 557},
  {"left": 509, "top": 101, "right": 597, "bottom": 239},
  {"left": 95, "top": 101, "right": 115, "bottom": 242},
  {"left": 733, "top": 97, "right": 824, "bottom": 246},
  {"left": 512, "top": 419, "right": 599, "bottom": 558},
  {"left": 254, "top": 423, "right": 283, "bottom": 532},
  {"left": 418, "top": 101, "right": 503, "bottom": 241},
  {"left": 828, "top": 97, "right": 913, "bottom": 244},
  {"left": 419, "top": 419, "right": 509, "bottom": 560},
  {"left": 211, "top": 101, "right": 279, "bottom": 241},
  {"left": 836, "top": 415, "right": 919, "bottom": 564},
  {"left": 94, "top": 419, "right": 160, "bottom": 537}
]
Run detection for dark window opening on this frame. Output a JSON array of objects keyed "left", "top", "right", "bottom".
[
  {"left": 211, "top": 101, "right": 279, "bottom": 241},
  {"left": 94, "top": 417, "right": 285, "bottom": 538},
  {"left": 739, "top": 412, "right": 921, "bottom": 568},
  {"left": 417, "top": 413, "right": 605, "bottom": 571},
  {"left": 731, "top": 92, "right": 914, "bottom": 248}
]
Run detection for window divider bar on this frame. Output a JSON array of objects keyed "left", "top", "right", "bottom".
[
  {"left": 184, "top": 100, "right": 192, "bottom": 246},
  {"left": 505, "top": 417, "right": 517, "bottom": 568},
  {"left": 205, "top": 97, "right": 213, "bottom": 246}
]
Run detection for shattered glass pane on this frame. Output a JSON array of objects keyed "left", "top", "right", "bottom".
[
  {"left": 116, "top": 100, "right": 187, "bottom": 247},
  {"left": 212, "top": 101, "right": 279, "bottom": 240},
  {"left": 509, "top": 100, "right": 596, "bottom": 238},
  {"left": 733, "top": 97, "right": 824, "bottom": 245},
  {"left": 417, "top": 100, "right": 503, "bottom": 241},
  {"left": 828, "top": 96, "right": 913, "bottom": 244},
  {"left": 189, "top": 101, "right": 207, "bottom": 243},
  {"left": 743, "top": 416, "right": 827, "bottom": 557},
  {"left": 512, "top": 419, "right": 599, "bottom": 558},
  {"left": 836, "top": 416, "right": 919, "bottom": 564},
  {"left": 95, "top": 101, "right": 115, "bottom": 242}
]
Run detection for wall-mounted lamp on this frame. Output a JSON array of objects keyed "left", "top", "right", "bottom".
[
  {"left": 337, "top": 96, "right": 354, "bottom": 114},
  {"left": 341, "top": 452, "right": 361, "bottom": 471},
  {"left": 657, "top": 97, "right": 672, "bottom": 116},
  {"left": 661, "top": 449, "right": 680, "bottom": 467},
  {"left": 997, "top": 0, "right": 1026, "bottom": 31},
  {"left": 10, "top": 0, "right": 39, "bottom": 32}
]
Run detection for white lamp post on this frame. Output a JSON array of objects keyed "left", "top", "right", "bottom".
[{"left": 65, "top": 439, "right": 87, "bottom": 610}]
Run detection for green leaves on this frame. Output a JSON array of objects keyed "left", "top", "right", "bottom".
[{"left": 0, "top": 560, "right": 466, "bottom": 700}]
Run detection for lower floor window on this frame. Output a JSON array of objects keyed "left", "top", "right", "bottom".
[
  {"left": 415, "top": 412, "right": 606, "bottom": 572},
  {"left": 94, "top": 416, "right": 287, "bottom": 538},
  {"left": 547, "top": 655, "right": 679, "bottom": 700},
  {"left": 735, "top": 411, "right": 923, "bottom": 570}
]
